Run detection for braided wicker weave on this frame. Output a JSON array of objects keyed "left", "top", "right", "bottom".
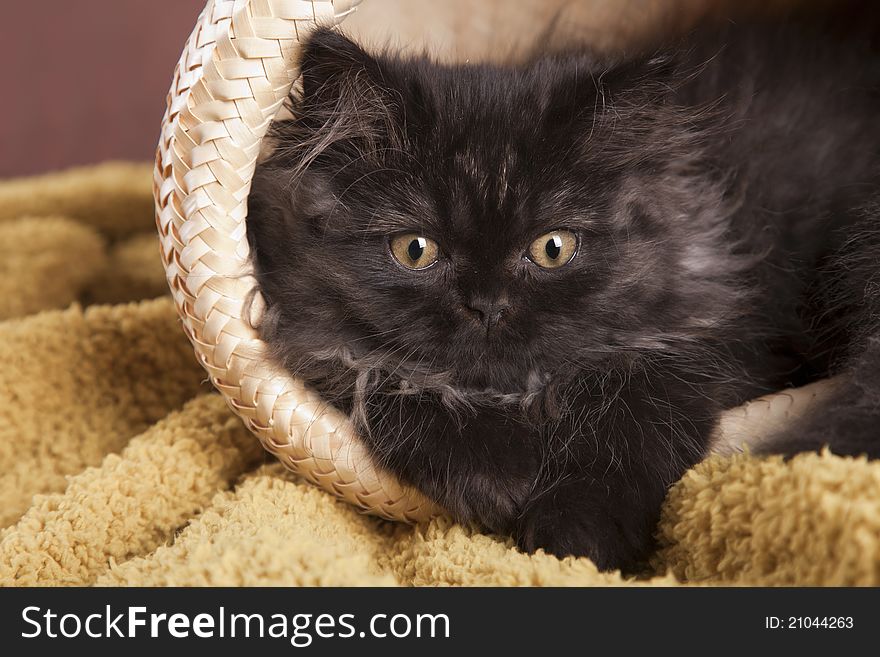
[
  {"left": 155, "top": 0, "right": 834, "bottom": 524},
  {"left": 154, "top": 0, "right": 438, "bottom": 521}
]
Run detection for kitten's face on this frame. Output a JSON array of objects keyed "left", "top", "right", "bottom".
[{"left": 248, "top": 29, "right": 736, "bottom": 398}]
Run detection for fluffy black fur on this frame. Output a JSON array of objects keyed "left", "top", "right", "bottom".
[{"left": 246, "top": 21, "right": 880, "bottom": 571}]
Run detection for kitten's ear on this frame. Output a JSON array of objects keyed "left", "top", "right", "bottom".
[
  {"left": 542, "top": 51, "right": 688, "bottom": 167},
  {"left": 543, "top": 51, "right": 677, "bottom": 124},
  {"left": 299, "top": 28, "right": 383, "bottom": 101},
  {"left": 288, "top": 28, "right": 401, "bottom": 164},
  {"left": 297, "top": 28, "right": 399, "bottom": 133}
]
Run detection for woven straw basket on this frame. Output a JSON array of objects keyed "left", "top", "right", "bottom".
[{"left": 154, "top": 0, "right": 834, "bottom": 523}]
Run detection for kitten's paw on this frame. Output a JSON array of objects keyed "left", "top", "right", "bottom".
[
  {"left": 440, "top": 472, "right": 532, "bottom": 535},
  {"left": 516, "top": 492, "right": 655, "bottom": 573}
]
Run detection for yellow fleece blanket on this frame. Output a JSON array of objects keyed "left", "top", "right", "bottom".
[{"left": 1, "top": 162, "right": 878, "bottom": 586}]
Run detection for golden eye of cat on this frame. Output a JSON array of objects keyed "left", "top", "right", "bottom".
[
  {"left": 390, "top": 234, "right": 440, "bottom": 270},
  {"left": 527, "top": 230, "right": 578, "bottom": 268}
]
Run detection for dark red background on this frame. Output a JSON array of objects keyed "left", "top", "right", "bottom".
[{"left": 0, "top": 0, "right": 205, "bottom": 178}]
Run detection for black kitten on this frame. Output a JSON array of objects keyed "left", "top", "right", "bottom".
[{"left": 247, "top": 22, "right": 880, "bottom": 571}]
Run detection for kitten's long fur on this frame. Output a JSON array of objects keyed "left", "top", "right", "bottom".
[{"left": 247, "top": 20, "right": 880, "bottom": 571}]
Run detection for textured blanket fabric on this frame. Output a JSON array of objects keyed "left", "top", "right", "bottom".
[{"left": 0, "top": 163, "right": 878, "bottom": 586}]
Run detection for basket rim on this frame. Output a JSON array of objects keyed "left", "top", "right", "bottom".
[{"left": 154, "top": 0, "right": 440, "bottom": 522}]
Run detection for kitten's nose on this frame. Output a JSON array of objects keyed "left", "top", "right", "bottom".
[{"left": 464, "top": 296, "right": 508, "bottom": 333}]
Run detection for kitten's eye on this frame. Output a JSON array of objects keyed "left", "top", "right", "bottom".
[
  {"left": 389, "top": 234, "right": 440, "bottom": 270},
  {"left": 527, "top": 230, "right": 578, "bottom": 269}
]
